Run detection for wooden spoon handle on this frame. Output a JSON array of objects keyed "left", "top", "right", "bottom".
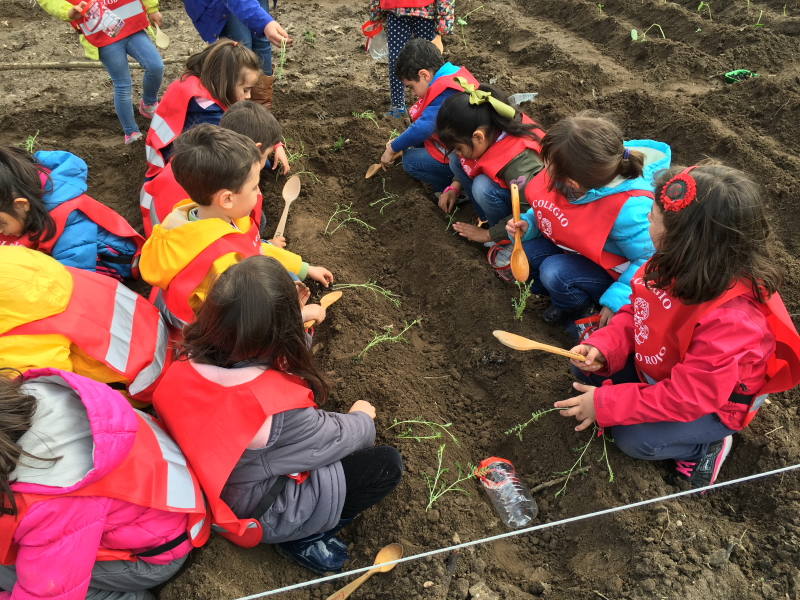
[
  {"left": 533, "top": 342, "right": 588, "bottom": 361},
  {"left": 325, "top": 571, "right": 375, "bottom": 600},
  {"left": 274, "top": 199, "right": 293, "bottom": 239}
]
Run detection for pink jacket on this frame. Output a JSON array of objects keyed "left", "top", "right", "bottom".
[
  {"left": 586, "top": 295, "right": 775, "bottom": 430},
  {"left": 0, "top": 370, "right": 191, "bottom": 600}
]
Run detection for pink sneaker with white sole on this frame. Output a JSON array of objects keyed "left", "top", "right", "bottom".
[{"left": 675, "top": 435, "right": 733, "bottom": 489}]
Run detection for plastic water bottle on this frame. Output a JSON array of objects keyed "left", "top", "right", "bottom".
[
  {"left": 361, "top": 20, "right": 389, "bottom": 62},
  {"left": 477, "top": 457, "right": 538, "bottom": 529},
  {"left": 82, "top": 0, "right": 125, "bottom": 38}
]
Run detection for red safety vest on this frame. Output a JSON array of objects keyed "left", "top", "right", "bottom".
[
  {"left": 153, "top": 360, "right": 317, "bottom": 547},
  {"left": 631, "top": 269, "right": 800, "bottom": 427},
  {"left": 140, "top": 164, "right": 264, "bottom": 239},
  {"left": 0, "top": 370, "right": 209, "bottom": 565},
  {"left": 379, "top": 0, "right": 431, "bottom": 8},
  {"left": 68, "top": 0, "right": 150, "bottom": 48},
  {"left": 4, "top": 267, "right": 170, "bottom": 402},
  {"left": 459, "top": 116, "right": 545, "bottom": 188},
  {"left": 524, "top": 170, "right": 650, "bottom": 279},
  {"left": 407, "top": 67, "right": 479, "bottom": 164},
  {"left": 145, "top": 76, "right": 224, "bottom": 178}
]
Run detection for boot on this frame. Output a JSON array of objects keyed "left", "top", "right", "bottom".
[
  {"left": 276, "top": 531, "right": 349, "bottom": 574},
  {"left": 250, "top": 74, "right": 274, "bottom": 110}
]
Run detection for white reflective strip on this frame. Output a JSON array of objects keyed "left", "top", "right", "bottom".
[
  {"left": 149, "top": 114, "right": 175, "bottom": 146},
  {"left": 128, "top": 317, "right": 169, "bottom": 395},
  {"left": 612, "top": 261, "right": 631, "bottom": 274},
  {"left": 138, "top": 412, "right": 198, "bottom": 510},
  {"left": 105, "top": 282, "right": 137, "bottom": 373},
  {"left": 139, "top": 186, "right": 153, "bottom": 210},
  {"left": 79, "top": 0, "right": 144, "bottom": 34},
  {"left": 189, "top": 518, "right": 206, "bottom": 540},
  {"left": 555, "top": 243, "right": 577, "bottom": 253},
  {"left": 145, "top": 144, "right": 165, "bottom": 168}
]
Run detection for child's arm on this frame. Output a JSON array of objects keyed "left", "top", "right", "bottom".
[
  {"left": 493, "top": 151, "right": 544, "bottom": 242},
  {"left": 260, "top": 241, "right": 305, "bottom": 277},
  {"left": 51, "top": 214, "right": 103, "bottom": 273},
  {"left": 226, "top": 0, "right": 274, "bottom": 33},
  {"left": 581, "top": 303, "right": 635, "bottom": 374},
  {"left": 142, "top": 0, "right": 162, "bottom": 25},
  {"left": 389, "top": 90, "right": 456, "bottom": 153},
  {"left": 435, "top": 0, "right": 455, "bottom": 34}
]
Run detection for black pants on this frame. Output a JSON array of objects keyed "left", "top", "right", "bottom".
[{"left": 340, "top": 446, "right": 403, "bottom": 519}]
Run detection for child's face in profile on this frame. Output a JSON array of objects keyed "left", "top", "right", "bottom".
[
  {"left": 226, "top": 161, "right": 262, "bottom": 220},
  {"left": 453, "top": 128, "right": 492, "bottom": 160},
  {"left": 0, "top": 200, "right": 29, "bottom": 237},
  {"left": 403, "top": 75, "right": 430, "bottom": 100},
  {"left": 235, "top": 68, "right": 261, "bottom": 102}
]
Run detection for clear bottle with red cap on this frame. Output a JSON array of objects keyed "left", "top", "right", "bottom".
[{"left": 476, "top": 457, "right": 538, "bottom": 529}]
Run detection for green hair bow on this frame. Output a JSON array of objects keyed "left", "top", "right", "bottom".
[{"left": 455, "top": 77, "right": 517, "bottom": 120}]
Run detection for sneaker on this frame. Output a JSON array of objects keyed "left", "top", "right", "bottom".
[
  {"left": 138, "top": 100, "right": 157, "bottom": 119},
  {"left": 275, "top": 531, "right": 349, "bottom": 574},
  {"left": 124, "top": 132, "right": 143, "bottom": 145},
  {"left": 674, "top": 435, "right": 733, "bottom": 489},
  {"left": 385, "top": 107, "right": 406, "bottom": 119},
  {"left": 541, "top": 303, "right": 567, "bottom": 324}
]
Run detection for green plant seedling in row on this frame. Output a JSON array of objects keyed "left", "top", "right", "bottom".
[
  {"left": 352, "top": 110, "right": 379, "bottom": 128},
  {"left": 303, "top": 30, "right": 316, "bottom": 45},
  {"left": 369, "top": 178, "right": 399, "bottom": 214},
  {"left": 274, "top": 38, "right": 288, "bottom": 81},
  {"left": 696, "top": 1, "right": 712, "bottom": 20},
  {"left": 330, "top": 136, "right": 348, "bottom": 153},
  {"left": 455, "top": 4, "right": 485, "bottom": 47},
  {"left": 332, "top": 280, "right": 401, "bottom": 307},
  {"left": 630, "top": 24, "right": 666, "bottom": 41},
  {"left": 505, "top": 407, "right": 565, "bottom": 441},
  {"left": 512, "top": 280, "right": 534, "bottom": 321},
  {"left": 555, "top": 425, "right": 615, "bottom": 497},
  {"left": 424, "top": 444, "right": 478, "bottom": 509},
  {"left": 357, "top": 319, "right": 420, "bottom": 359},
  {"left": 387, "top": 418, "right": 460, "bottom": 445},
  {"left": 753, "top": 9, "right": 765, "bottom": 26},
  {"left": 22, "top": 130, "right": 40, "bottom": 154},
  {"left": 324, "top": 203, "right": 375, "bottom": 236}
]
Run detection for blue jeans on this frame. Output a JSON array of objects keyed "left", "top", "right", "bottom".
[
  {"left": 522, "top": 237, "right": 613, "bottom": 311},
  {"left": 99, "top": 31, "right": 164, "bottom": 136},
  {"left": 449, "top": 153, "right": 510, "bottom": 225},
  {"left": 402, "top": 147, "right": 453, "bottom": 192},
  {"left": 222, "top": 1, "right": 273, "bottom": 74}
]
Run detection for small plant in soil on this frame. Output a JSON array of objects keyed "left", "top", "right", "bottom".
[
  {"left": 389, "top": 128, "right": 401, "bottom": 139},
  {"left": 352, "top": 110, "right": 379, "bottom": 128},
  {"left": 444, "top": 207, "right": 459, "bottom": 232},
  {"left": 22, "top": 130, "right": 39, "bottom": 154},
  {"left": 332, "top": 281, "right": 401, "bottom": 307},
  {"left": 369, "top": 178, "right": 399, "bottom": 214},
  {"left": 753, "top": 9, "right": 765, "bottom": 26},
  {"left": 357, "top": 319, "right": 420, "bottom": 359},
  {"left": 456, "top": 4, "right": 486, "bottom": 46},
  {"left": 423, "top": 444, "right": 479, "bottom": 510},
  {"left": 324, "top": 203, "right": 375, "bottom": 236},
  {"left": 555, "top": 425, "right": 615, "bottom": 497},
  {"left": 505, "top": 407, "right": 565, "bottom": 441},
  {"left": 696, "top": 1, "right": 712, "bottom": 20},
  {"left": 387, "top": 418, "right": 460, "bottom": 445},
  {"left": 274, "top": 39, "right": 288, "bottom": 81},
  {"left": 596, "top": 2, "right": 605, "bottom": 14},
  {"left": 630, "top": 24, "right": 666, "bottom": 41},
  {"left": 283, "top": 139, "right": 307, "bottom": 165},
  {"left": 330, "top": 136, "right": 348, "bottom": 153},
  {"left": 303, "top": 30, "right": 316, "bottom": 45},
  {"left": 511, "top": 280, "right": 534, "bottom": 320}
]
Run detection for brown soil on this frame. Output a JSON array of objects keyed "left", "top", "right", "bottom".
[{"left": 1, "top": 0, "right": 799, "bottom": 598}]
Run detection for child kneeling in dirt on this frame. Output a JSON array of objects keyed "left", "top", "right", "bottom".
[
  {"left": 141, "top": 100, "right": 287, "bottom": 240},
  {"left": 379, "top": 39, "right": 479, "bottom": 193},
  {"left": 140, "top": 125, "right": 333, "bottom": 328},
  {"left": 0, "top": 369, "right": 208, "bottom": 599},
  {"left": 557, "top": 163, "right": 800, "bottom": 488},
  {"left": 153, "top": 256, "right": 403, "bottom": 574}
]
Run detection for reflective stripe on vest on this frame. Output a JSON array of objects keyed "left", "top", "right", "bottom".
[
  {"left": 149, "top": 114, "right": 176, "bottom": 147},
  {"left": 138, "top": 412, "right": 198, "bottom": 510},
  {"left": 145, "top": 144, "right": 165, "bottom": 169},
  {"left": 128, "top": 317, "right": 169, "bottom": 395}
]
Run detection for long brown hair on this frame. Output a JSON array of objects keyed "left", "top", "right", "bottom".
[
  {"left": 181, "top": 257, "right": 329, "bottom": 403},
  {"left": 0, "top": 370, "right": 40, "bottom": 516},
  {"left": 184, "top": 39, "right": 260, "bottom": 107},
  {"left": 0, "top": 147, "right": 56, "bottom": 246},
  {"left": 645, "top": 162, "right": 782, "bottom": 304},
  {"left": 541, "top": 112, "right": 643, "bottom": 191}
]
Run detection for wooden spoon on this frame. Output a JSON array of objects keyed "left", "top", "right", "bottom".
[
  {"left": 153, "top": 25, "right": 170, "bottom": 50},
  {"left": 509, "top": 183, "right": 529, "bottom": 282},
  {"left": 303, "top": 290, "right": 343, "bottom": 329},
  {"left": 493, "top": 330, "right": 589, "bottom": 362},
  {"left": 364, "top": 163, "right": 384, "bottom": 179},
  {"left": 273, "top": 175, "right": 301, "bottom": 239},
  {"left": 325, "top": 543, "right": 404, "bottom": 600}
]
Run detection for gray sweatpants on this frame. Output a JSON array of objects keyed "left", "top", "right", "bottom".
[{"left": 0, "top": 555, "right": 187, "bottom": 599}]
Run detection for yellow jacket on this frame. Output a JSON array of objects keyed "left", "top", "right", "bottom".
[
  {"left": 140, "top": 201, "right": 306, "bottom": 315},
  {"left": 0, "top": 246, "right": 123, "bottom": 384}
]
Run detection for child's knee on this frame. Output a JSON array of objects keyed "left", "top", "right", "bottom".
[
  {"left": 612, "top": 426, "right": 660, "bottom": 460},
  {"left": 471, "top": 175, "right": 502, "bottom": 202}
]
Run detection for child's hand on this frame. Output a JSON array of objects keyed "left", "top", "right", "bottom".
[
  {"left": 302, "top": 303, "right": 326, "bottom": 325},
  {"left": 148, "top": 11, "right": 163, "bottom": 27},
  {"left": 569, "top": 344, "right": 606, "bottom": 371},
  {"left": 598, "top": 306, "right": 614, "bottom": 327},
  {"left": 438, "top": 184, "right": 460, "bottom": 213},
  {"left": 307, "top": 265, "right": 334, "bottom": 287},
  {"left": 265, "top": 20, "right": 292, "bottom": 46},
  {"left": 505, "top": 219, "right": 529, "bottom": 237},
  {"left": 268, "top": 235, "right": 287, "bottom": 248},
  {"left": 380, "top": 141, "right": 401, "bottom": 167},
  {"left": 349, "top": 400, "right": 376, "bottom": 419},
  {"left": 272, "top": 144, "right": 291, "bottom": 175},
  {"left": 554, "top": 382, "right": 597, "bottom": 432},
  {"left": 295, "top": 280, "right": 310, "bottom": 306},
  {"left": 68, "top": 1, "right": 88, "bottom": 19}
]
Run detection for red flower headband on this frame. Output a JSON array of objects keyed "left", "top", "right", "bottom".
[{"left": 660, "top": 166, "right": 698, "bottom": 212}]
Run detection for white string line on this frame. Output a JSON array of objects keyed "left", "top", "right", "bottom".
[{"left": 234, "top": 462, "right": 800, "bottom": 600}]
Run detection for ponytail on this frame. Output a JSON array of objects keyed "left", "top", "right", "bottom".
[
  {"left": 184, "top": 39, "right": 261, "bottom": 107},
  {"left": 0, "top": 370, "right": 39, "bottom": 516},
  {"left": 0, "top": 147, "right": 55, "bottom": 246}
]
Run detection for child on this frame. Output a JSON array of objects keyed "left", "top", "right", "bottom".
[
  {"left": 558, "top": 164, "right": 800, "bottom": 488},
  {"left": 436, "top": 81, "right": 545, "bottom": 242},
  {"left": 506, "top": 114, "right": 670, "bottom": 325},
  {"left": 0, "top": 147, "right": 143, "bottom": 281},
  {"left": 141, "top": 100, "right": 287, "bottom": 239},
  {"left": 153, "top": 256, "right": 403, "bottom": 573},
  {"left": 0, "top": 368, "right": 208, "bottom": 599},
  {"left": 144, "top": 40, "right": 289, "bottom": 179},
  {"left": 368, "top": 0, "right": 454, "bottom": 117},
  {"left": 37, "top": 0, "right": 164, "bottom": 144},
  {"left": 182, "top": 0, "right": 292, "bottom": 109},
  {"left": 140, "top": 125, "right": 333, "bottom": 327},
  {"left": 379, "top": 38, "right": 478, "bottom": 193},
  {"left": 0, "top": 246, "right": 170, "bottom": 403}
]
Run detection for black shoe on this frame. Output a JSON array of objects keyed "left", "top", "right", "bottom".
[
  {"left": 541, "top": 303, "right": 567, "bottom": 324},
  {"left": 674, "top": 436, "right": 733, "bottom": 489},
  {"left": 276, "top": 531, "right": 349, "bottom": 574}
]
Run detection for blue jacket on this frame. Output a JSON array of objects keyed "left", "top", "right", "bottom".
[
  {"left": 518, "top": 139, "right": 671, "bottom": 312},
  {"left": 36, "top": 151, "right": 138, "bottom": 278},
  {"left": 391, "top": 62, "right": 461, "bottom": 153},
  {"left": 183, "top": 0, "right": 273, "bottom": 43}
]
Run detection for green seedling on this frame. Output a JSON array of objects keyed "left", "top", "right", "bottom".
[
  {"left": 456, "top": 4, "right": 485, "bottom": 46},
  {"left": 555, "top": 425, "right": 615, "bottom": 497},
  {"left": 596, "top": 3, "right": 605, "bottom": 14},
  {"left": 357, "top": 319, "right": 420, "bottom": 359},
  {"left": 697, "top": 1, "right": 712, "bottom": 20},
  {"left": 283, "top": 139, "right": 307, "bottom": 165},
  {"left": 753, "top": 9, "right": 765, "bottom": 26},
  {"left": 324, "top": 203, "right": 375, "bottom": 236},
  {"left": 630, "top": 24, "right": 666, "bottom": 41},
  {"left": 512, "top": 280, "right": 534, "bottom": 321},
  {"left": 331, "top": 281, "right": 401, "bottom": 307},
  {"left": 274, "top": 38, "right": 288, "bottom": 81},
  {"left": 387, "top": 418, "right": 460, "bottom": 445},
  {"left": 330, "top": 136, "right": 348, "bottom": 153},
  {"left": 389, "top": 128, "right": 401, "bottom": 139},
  {"left": 370, "top": 178, "right": 399, "bottom": 214},
  {"left": 303, "top": 30, "right": 316, "bottom": 45},
  {"left": 22, "top": 130, "right": 39, "bottom": 154},
  {"left": 505, "top": 407, "right": 565, "bottom": 441},
  {"left": 352, "top": 110, "right": 379, "bottom": 128},
  {"left": 445, "top": 207, "right": 459, "bottom": 232},
  {"left": 423, "top": 444, "right": 478, "bottom": 510}
]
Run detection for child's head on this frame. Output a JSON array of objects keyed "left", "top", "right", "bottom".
[
  {"left": 0, "top": 147, "right": 55, "bottom": 244},
  {"left": 220, "top": 100, "right": 282, "bottom": 169},
  {"left": 645, "top": 162, "right": 780, "bottom": 304},
  {"left": 541, "top": 112, "right": 643, "bottom": 193},
  {"left": 171, "top": 124, "right": 262, "bottom": 218},
  {"left": 184, "top": 39, "right": 261, "bottom": 107},
  {"left": 182, "top": 256, "right": 329, "bottom": 403},
  {"left": 396, "top": 38, "right": 444, "bottom": 99},
  {"left": 0, "top": 370, "right": 38, "bottom": 515},
  {"left": 436, "top": 85, "right": 542, "bottom": 160}
]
